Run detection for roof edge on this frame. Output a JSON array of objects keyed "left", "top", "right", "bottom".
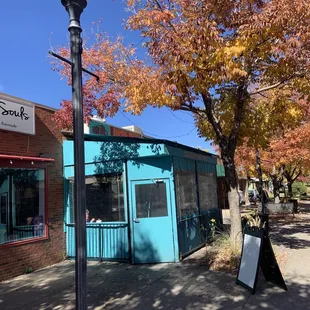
[{"left": 62, "top": 131, "right": 217, "bottom": 159}]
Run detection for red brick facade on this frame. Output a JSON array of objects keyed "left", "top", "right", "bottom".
[
  {"left": 110, "top": 126, "right": 142, "bottom": 138},
  {"left": 0, "top": 104, "right": 64, "bottom": 281}
]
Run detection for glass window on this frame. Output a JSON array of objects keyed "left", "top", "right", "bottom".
[
  {"left": 69, "top": 173, "right": 125, "bottom": 223},
  {"left": 135, "top": 182, "right": 168, "bottom": 218},
  {"left": 198, "top": 172, "right": 218, "bottom": 211},
  {"left": 0, "top": 168, "right": 46, "bottom": 245},
  {"left": 175, "top": 171, "right": 198, "bottom": 219}
]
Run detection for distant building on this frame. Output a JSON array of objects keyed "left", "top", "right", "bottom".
[{"left": 84, "top": 116, "right": 146, "bottom": 138}]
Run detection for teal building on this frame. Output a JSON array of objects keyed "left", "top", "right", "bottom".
[{"left": 63, "top": 133, "right": 220, "bottom": 263}]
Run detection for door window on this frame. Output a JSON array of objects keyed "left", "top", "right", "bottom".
[{"left": 135, "top": 182, "right": 168, "bottom": 218}]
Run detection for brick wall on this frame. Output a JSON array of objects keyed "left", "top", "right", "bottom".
[
  {"left": 0, "top": 106, "right": 64, "bottom": 281},
  {"left": 110, "top": 126, "right": 142, "bottom": 138}
]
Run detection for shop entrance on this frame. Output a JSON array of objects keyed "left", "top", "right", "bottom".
[{"left": 130, "top": 179, "right": 175, "bottom": 263}]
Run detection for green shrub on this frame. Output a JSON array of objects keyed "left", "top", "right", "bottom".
[
  {"left": 24, "top": 266, "right": 33, "bottom": 274},
  {"left": 292, "top": 182, "right": 307, "bottom": 198}
]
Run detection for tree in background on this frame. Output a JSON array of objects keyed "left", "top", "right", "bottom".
[
  {"left": 236, "top": 123, "right": 310, "bottom": 201},
  {"left": 53, "top": 1, "right": 310, "bottom": 246},
  {"left": 264, "top": 123, "right": 310, "bottom": 199},
  {"left": 236, "top": 88, "right": 310, "bottom": 202},
  {"left": 292, "top": 181, "right": 308, "bottom": 198}
]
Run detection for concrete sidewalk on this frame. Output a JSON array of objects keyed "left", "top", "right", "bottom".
[
  {"left": 0, "top": 259, "right": 308, "bottom": 310},
  {"left": 1, "top": 207, "right": 309, "bottom": 309}
]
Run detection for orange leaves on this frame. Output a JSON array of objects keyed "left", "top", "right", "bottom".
[
  {"left": 51, "top": 32, "right": 144, "bottom": 129},
  {"left": 52, "top": 0, "right": 310, "bottom": 162},
  {"left": 236, "top": 120, "right": 310, "bottom": 179}
]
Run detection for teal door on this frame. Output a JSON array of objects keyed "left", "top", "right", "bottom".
[{"left": 131, "top": 179, "right": 175, "bottom": 263}]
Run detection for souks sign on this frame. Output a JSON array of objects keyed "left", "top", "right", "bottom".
[{"left": 0, "top": 99, "right": 35, "bottom": 135}]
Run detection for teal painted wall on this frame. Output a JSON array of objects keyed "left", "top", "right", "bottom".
[
  {"left": 63, "top": 140, "right": 177, "bottom": 262},
  {"left": 63, "top": 140, "right": 168, "bottom": 168},
  {"left": 216, "top": 164, "right": 225, "bottom": 177},
  {"left": 63, "top": 139, "right": 218, "bottom": 262}
]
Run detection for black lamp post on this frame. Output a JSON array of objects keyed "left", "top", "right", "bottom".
[
  {"left": 255, "top": 148, "right": 269, "bottom": 233},
  {"left": 61, "top": 1, "right": 88, "bottom": 309}
]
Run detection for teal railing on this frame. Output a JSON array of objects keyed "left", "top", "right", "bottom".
[
  {"left": 178, "top": 208, "right": 221, "bottom": 258},
  {"left": 66, "top": 223, "right": 129, "bottom": 261}
]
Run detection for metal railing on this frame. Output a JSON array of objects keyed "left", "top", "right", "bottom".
[{"left": 66, "top": 223, "right": 129, "bottom": 261}]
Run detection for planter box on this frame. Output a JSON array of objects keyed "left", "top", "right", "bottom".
[{"left": 258, "top": 202, "right": 293, "bottom": 214}]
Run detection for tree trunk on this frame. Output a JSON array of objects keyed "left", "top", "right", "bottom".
[
  {"left": 201, "top": 88, "right": 246, "bottom": 249},
  {"left": 272, "top": 176, "right": 281, "bottom": 203},
  {"left": 284, "top": 167, "right": 301, "bottom": 199},
  {"left": 221, "top": 150, "right": 242, "bottom": 248},
  {"left": 287, "top": 182, "right": 293, "bottom": 198},
  {"left": 270, "top": 166, "right": 284, "bottom": 203},
  {"left": 244, "top": 177, "right": 249, "bottom": 205}
]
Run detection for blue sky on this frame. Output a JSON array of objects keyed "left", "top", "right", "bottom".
[{"left": 0, "top": 0, "right": 214, "bottom": 153}]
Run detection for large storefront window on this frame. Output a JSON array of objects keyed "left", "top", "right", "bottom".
[
  {"left": 0, "top": 168, "right": 46, "bottom": 245},
  {"left": 69, "top": 173, "right": 125, "bottom": 223}
]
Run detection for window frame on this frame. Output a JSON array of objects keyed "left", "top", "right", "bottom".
[
  {"left": 134, "top": 182, "right": 169, "bottom": 219},
  {"left": 0, "top": 161, "right": 49, "bottom": 248},
  {"left": 197, "top": 171, "right": 218, "bottom": 212},
  {"left": 67, "top": 172, "right": 127, "bottom": 224},
  {"left": 174, "top": 169, "right": 199, "bottom": 220}
]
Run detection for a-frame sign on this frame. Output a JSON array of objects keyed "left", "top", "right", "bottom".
[{"left": 236, "top": 227, "right": 287, "bottom": 294}]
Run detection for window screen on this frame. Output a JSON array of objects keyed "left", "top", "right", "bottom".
[
  {"left": 69, "top": 173, "right": 125, "bottom": 223},
  {"left": 135, "top": 182, "right": 168, "bottom": 218},
  {"left": 198, "top": 172, "right": 218, "bottom": 211},
  {"left": 175, "top": 171, "right": 198, "bottom": 219}
]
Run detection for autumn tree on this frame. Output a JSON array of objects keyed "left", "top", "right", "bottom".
[
  {"left": 54, "top": 1, "right": 310, "bottom": 246},
  {"left": 264, "top": 123, "right": 310, "bottom": 199},
  {"left": 236, "top": 90, "right": 310, "bottom": 201}
]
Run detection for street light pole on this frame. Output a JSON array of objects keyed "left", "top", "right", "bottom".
[{"left": 61, "top": 1, "right": 88, "bottom": 309}]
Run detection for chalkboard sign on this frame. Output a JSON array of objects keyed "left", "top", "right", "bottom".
[
  {"left": 236, "top": 228, "right": 287, "bottom": 294},
  {"left": 236, "top": 229, "right": 263, "bottom": 293}
]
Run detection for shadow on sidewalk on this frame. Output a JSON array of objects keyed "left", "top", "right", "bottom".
[
  {"left": 0, "top": 259, "right": 309, "bottom": 309},
  {"left": 269, "top": 203, "right": 310, "bottom": 250},
  {"left": 1, "top": 208, "right": 310, "bottom": 310}
]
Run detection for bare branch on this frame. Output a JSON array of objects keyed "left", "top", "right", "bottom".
[
  {"left": 249, "top": 72, "right": 306, "bottom": 95},
  {"left": 180, "top": 104, "right": 204, "bottom": 115},
  {"left": 292, "top": 170, "right": 302, "bottom": 182},
  {"left": 201, "top": 92, "right": 223, "bottom": 141},
  {"left": 249, "top": 81, "right": 284, "bottom": 95}
]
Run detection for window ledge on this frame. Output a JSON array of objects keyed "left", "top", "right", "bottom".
[{"left": 0, "top": 235, "right": 48, "bottom": 248}]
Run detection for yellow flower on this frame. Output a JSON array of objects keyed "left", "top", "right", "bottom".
[{"left": 211, "top": 218, "right": 216, "bottom": 223}]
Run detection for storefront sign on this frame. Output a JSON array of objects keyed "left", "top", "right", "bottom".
[{"left": 0, "top": 98, "right": 35, "bottom": 135}]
